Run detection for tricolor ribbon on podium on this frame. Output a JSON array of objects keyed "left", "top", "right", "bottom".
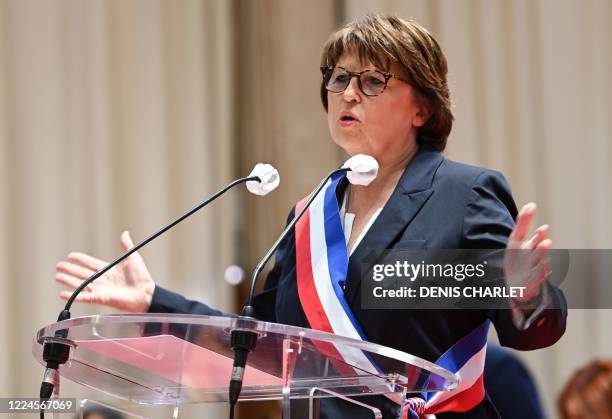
[
  {"left": 294, "top": 172, "right": 490, "bottom": 418},
  {"left": 403, "top": 321, "right": 490, "bottom": 418}
]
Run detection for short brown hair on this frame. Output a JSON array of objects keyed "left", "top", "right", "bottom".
[
  {"left": 558, "top": 359, "right": 612, "bottom": 419},
  {"left": 320, "top": 14, "right": 453, "bottom": 151}
]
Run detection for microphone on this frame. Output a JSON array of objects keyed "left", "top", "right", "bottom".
[
  {"left": 38, "top": 163, "right": 280, "bottom": 412},
  {"left": 246, "top": 163, "right": 280, "bottom": 196},
  {"left": 227, "top": 154, "right": 378, "bottom": 418},
  {"left": 244, "top": 154, "right": 377, "bottom": 316},
  {"left": 343, "top": 154, "right": 378, "bottom": 186}
]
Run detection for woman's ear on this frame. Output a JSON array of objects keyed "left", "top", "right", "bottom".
[
  {"left": 413, "top": 104, "right": 431, "bottom": 128},
  {"left": 415, "top": 91, "right": 434, "bottom": 127}
]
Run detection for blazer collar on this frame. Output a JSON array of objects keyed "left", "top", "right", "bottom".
[
  {"left": 343, "top": 144, "right": 445, "bottom": 304},
  {"left": 397, "top": 143, "right": 444, "bottom": 193}
]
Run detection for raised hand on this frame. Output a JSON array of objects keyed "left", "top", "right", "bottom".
[
  {"left": 504, "top": 202, "right": 552, "bottom": 303},
  {"left": 55, "top": 231, "right": 155, "bottom": 312}
]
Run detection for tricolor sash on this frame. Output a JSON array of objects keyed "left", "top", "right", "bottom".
[
  {"left": 295, "top": 172, "right": 380, "bottom": 376},
  {"left": 294, "top": 172, "right": 489, "bottom": 417},
  {"left": 404, "top": 320, "right": 490, "bottom": 418}
]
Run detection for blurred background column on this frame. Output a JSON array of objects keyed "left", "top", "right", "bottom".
[
  {"left": 0, "top": 1, "right": 235, "bottom": 418},
  {"left": 233, "top": 0, "right": 341, "bottom": 307},
  {"left": 232, "top": 0, "right": 340, "bottom": 416}
]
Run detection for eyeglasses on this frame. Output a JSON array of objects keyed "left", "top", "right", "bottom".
[{"left": 321, "top": 66, "right": 408, "bottom": 97}]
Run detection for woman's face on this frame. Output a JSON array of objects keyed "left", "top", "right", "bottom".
[{"left": 327, "top": 53, "right": 428, "bottom": 164}]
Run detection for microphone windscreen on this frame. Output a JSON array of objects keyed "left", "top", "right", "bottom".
[
  {"left": 246, "top": 163, "right": 280, "bottom": 196},
  {"left": 343, "top": 154, "right": 379, "bottom": 186}
]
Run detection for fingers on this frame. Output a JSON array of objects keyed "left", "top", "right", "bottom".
[
  {"left": 535, "top": 257, "right": 551, "bottom": 283},
  {"left": 120, "top": 231, "right": 134, "bottom": 252},
  {"left": 120, "top": 231, "right": 146, "bottom": 265},
  {"left": 67, "top": 252, "right": 106, "bottom": 272},
  {"left": 523, "top": 225, "right": 551, "bottom": 267},
  {"left": 56, "top": 261, "right": 96, "bottom": 280},
  {"left": 524, "top": 224, "right": 549, "bottom": 249},
  {"left": 515, "top": 257, "right": 551, "bottom": 302},
  {"left": 522, "top": 237, "right": 551, "bottom": 272},
  {"left": 59, "top": 290, "right": 96, "bottom": 304},
  {"left": 509, "top": 202, "right": 537, "bottom": 245},
  {"left": 55, "top": 272, "right": 86, "bottom": 290},
  {"left": 529, "top": 257, "right": 551, "bottom": 295},
  {"left": 536, "top": 237, "right": 552, "bottom": 250}
]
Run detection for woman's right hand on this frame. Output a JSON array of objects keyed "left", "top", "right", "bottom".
[{"left": 55, "top": 231, "right": 155, "bottom": 312}]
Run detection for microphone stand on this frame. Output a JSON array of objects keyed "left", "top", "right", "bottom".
[
  {"left": 39, "top": 175, "right": 261, "bottom": 418},
  {"left": 228, "top": 167, "right": 350, "bottom": 418}
]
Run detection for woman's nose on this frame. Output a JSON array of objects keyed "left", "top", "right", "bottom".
[{"left": 342, "top": 77, "right": 361, "bottom": 102}]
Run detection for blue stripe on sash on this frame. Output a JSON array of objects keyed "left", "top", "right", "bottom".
[
  {"left": 434, "top": 320, "right": 490, "bottom": 374},
  {"left": 322, "top": 172, "right": 368, "bottom": 341},
  {"left": 421, "top": 320, "right": 490, "bottom": 404}
]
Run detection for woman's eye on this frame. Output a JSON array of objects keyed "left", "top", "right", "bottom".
[
  {"left": 334, "top": 74, "right": 350, "bottom": 83},
  {"left": 367, "top": 76, "right": 385, "bottom": 85}
]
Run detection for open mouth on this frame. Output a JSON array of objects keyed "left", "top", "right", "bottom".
[{"left": 339, "top": 113, "right": 359, "bottom": 123}]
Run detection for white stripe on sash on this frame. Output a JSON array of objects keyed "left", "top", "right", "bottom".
[
  {"left": 309, "top": 180, "right": 379, "bottom": 375},
  {"left": 425, "top": 345, "right": 487, "bottom": 408}
]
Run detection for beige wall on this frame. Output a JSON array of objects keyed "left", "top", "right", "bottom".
[
  {"left": 0, "top": 1, "right": 235, "bottom": 417},
  {"left": 1, "top": 0, "right": 610, "bottom": 418}
]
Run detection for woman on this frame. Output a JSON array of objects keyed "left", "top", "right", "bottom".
[{"left": 56, "top": 14, "right": 566, "bottom": 418}]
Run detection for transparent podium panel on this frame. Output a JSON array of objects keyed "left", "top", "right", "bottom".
[
  {"left": 309, "top": 388, "right": 382, "bottom": 419},
  {"left": 77, "top": 399, "right": 149, "bottom": 419},
  {"left": 33, "top": 314, "right": 457, "bottom": 406}
]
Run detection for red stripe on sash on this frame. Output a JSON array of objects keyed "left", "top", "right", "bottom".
[
  {"left": 402, "top": 374, "right": 485, "bottom": 419},
  {"left": 295, "top": 198, "right": 334, "bottom": 334},
  {"left": 425, "top": 374, "right": 485, "bottom": 414},
  {"left": 295, "top": 197, "right": 356, "bottom": 376}
]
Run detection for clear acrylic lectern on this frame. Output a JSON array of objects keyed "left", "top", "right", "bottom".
[{"left": 33, "top": 314, "right": 457, "bottom": 418}]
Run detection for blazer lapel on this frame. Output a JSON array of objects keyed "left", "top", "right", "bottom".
[{"left": 343, "top": 144, "right": 445, "bottom": 305}]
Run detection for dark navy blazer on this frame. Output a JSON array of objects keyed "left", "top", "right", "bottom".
[{"left": 150, "top": 144, "right": 567, "bottom": 418}]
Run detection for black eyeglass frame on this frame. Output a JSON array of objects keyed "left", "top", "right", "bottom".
[{"left": 320, "top": 66, "right": 409, "bottom": 97}]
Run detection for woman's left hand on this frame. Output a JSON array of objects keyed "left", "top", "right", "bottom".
[{"left": 504, "top": 202, "right": 552, "bottom": 303}]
